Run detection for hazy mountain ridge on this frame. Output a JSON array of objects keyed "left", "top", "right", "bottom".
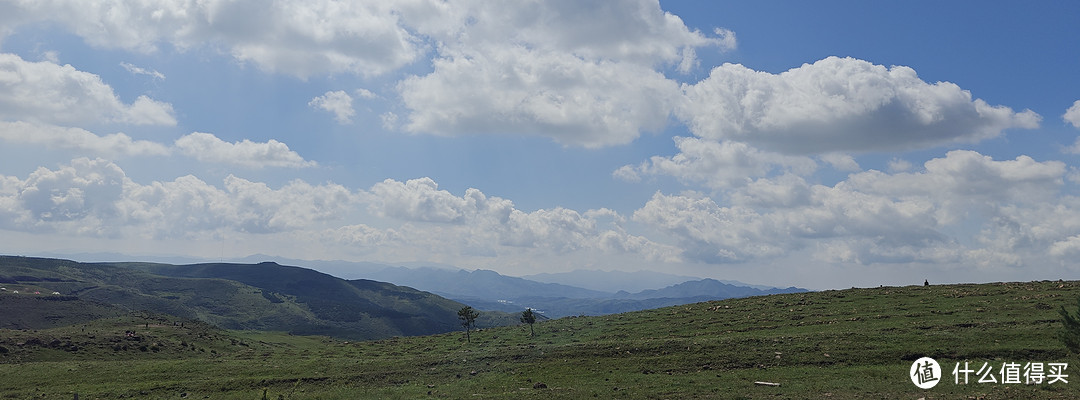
[
  {"left": 522, "top": 269, "right": 703, "bottom": 293},
  {"left": 365, "top": 267, "right": 611, "bottom": 299},
  {"left": 523, "top": 269, "right": 779, "bottom": 292},
  {"left": 0, "top": 256, "right": 512, "bottom": 340},
  {"left": 26, "top": 252, "right": 808, "bottom": 319},
  {"left": 359, "top": 265, "right": 808, "bottom": 317},
  {"left": 612, "top": 278, "right": 805, "bottom": 300}
]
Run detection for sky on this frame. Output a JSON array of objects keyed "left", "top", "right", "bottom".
[{"left": 1, "top": 1, "right": 1079, "bottom": 290}]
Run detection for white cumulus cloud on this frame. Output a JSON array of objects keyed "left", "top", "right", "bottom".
[
  {"left": 3, "top": 1, "right": 743, "bottom": 147},
  {"left": 362, "top": 177, "right": 679, "bottom": 261},
  {"left": 0, "top": 121, "right": 169, "bottom": 157},
  {"left": 399, "top": 47, "right": 681, "bottom": 148},
  {"left": 615, "top": 137, "right": 816, "bottom": 188},
  {"left": 3, "top": 0, "right": 426, "bottom": 78},
  {"left": 15, "top": 158, "right": 126, "bottom": 227},
  {"left": 174, "top": 132, "right": 316, "bottom": 169},
  {"left": 1064, "top": 100, "right": 1080, "bottom": 154},
  {"left": 0, "top": 53, "right": 176, "bottom": 126},
  {"left": 845, "top": 150, "right": 1064, "bottom": 209},
  {"left": 633, "top": 191, "right": 790, "bottom": 263},
  {"left": 633, "top": 150, "right": 1072, "bottom": 266},
  {"left": 1066, "top": 100, "right": 1080, "bottom": 129},
  {"left": 397, "top": 0, "right": 734, "bottom": 147},
  {"left": 309, "top": 90, "right": 355, "bottom": 124},
  {"left": 366, "top": 177, "right": 485, "bottom": 224},
  {"left": 422, "top": 0, "right": 733, "bottom": 67},
  {"left": 677, "top": 56, "right": 1041, "bottom": 154},
  {"left": 0, "top": 158, "right": 353, "bottom": 238}
]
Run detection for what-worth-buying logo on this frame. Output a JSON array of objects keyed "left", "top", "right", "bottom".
[
  {"left": 910, "top": 356, "right": 1069, "bottom": 389},
  {"left": 910, "top": 357, "right": 941, "bottom": 389}
]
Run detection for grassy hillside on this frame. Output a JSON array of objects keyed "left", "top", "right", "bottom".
[
  {"left": 2, "top": 280, "right": 1079, "bottom": 398},
  {"left": 0, "top": 256, "right": 514, "bottom": 340}
]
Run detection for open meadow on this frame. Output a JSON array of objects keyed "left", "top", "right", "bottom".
[{"left": 2, "top": 280, "right": 1079, "bottom": 399}]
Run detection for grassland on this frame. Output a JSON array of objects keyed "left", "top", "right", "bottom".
[{"left": 2, "top": 280, "right": 1079, "bottom": 399}]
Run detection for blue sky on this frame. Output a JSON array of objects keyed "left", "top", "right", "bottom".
[{"left": 1, "top": 1, "right": 1079, "bottom": 289}]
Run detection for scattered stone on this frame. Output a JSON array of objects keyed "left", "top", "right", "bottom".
[{"left": 532, "top": 382, "right": 547, "bottom": 389}]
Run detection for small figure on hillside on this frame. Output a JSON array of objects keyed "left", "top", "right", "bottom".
[{"left": 924, "top": 279, "right": 929, "bottom": 287}]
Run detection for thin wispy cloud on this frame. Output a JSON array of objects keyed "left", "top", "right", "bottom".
[{"left": 120, "top": 61, "right": 165, "bottom": 80}]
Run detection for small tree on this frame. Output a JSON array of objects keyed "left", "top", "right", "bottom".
[
  {"left": 520, "top": 308, "right": 536, "bottom": 337},
  {"left": 458, "top": 306, "right": 479, "bottom": 343},
  {"left": 1060, "top": 296, "right": 1080, "bottom": 353}
]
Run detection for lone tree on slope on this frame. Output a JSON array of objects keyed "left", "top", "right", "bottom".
[
  {"left": 520, "top": 308, "right": 536, "bottom": 337},
  {"left": 1060, "top": 295, "right": 1080, "bottom": 353},
  {"left": 458, "top": 306, "right": 479, "bottom": 343}
]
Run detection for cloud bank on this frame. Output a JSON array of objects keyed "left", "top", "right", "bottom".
[
  {"left": 677, "top": 57, "right": 1040, "bottom": 154},
  {"left": 0, "top": 53, "right": 175, "bottom": 126}
]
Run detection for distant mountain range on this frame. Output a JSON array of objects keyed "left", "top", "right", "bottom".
[
  {"left": 521, "top": 269, "right": 702, "bottom": 293},
  {"left": 25, "top": 252, "right": 810, "bottom": 319},
  {"left": 521, "top": 269, "right": 778, "bottom": 292},
  {"left": 367, "top": 267, "right": 611, "bottom": 299},
  {"left": 359, "top": 265, "right": 808, "bottom": 318},
  {"left": 0, "top": 256, "right": 514, "bottom": 340}
]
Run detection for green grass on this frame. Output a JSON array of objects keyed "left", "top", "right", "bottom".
[{"left": 2, "top": 280, "right": 1079, "bottom": 399}]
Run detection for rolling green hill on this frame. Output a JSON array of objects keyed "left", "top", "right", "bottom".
[
  {"left": 0, "top": 256, "right": 512, "bottom": 340},
  {"left": 2, "top": 279, "right": 1078, "bottom": 398}
]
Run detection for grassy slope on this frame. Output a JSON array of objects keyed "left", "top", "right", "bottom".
[
  {"left": 0, "top": 256, "right": 517, "bottom": 340},
  {"left": 127, "top": 261, "right": 472, "bottom": 338},
  {"left": 2, "top": 280, "right": 1079, "bottom": 399}
]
